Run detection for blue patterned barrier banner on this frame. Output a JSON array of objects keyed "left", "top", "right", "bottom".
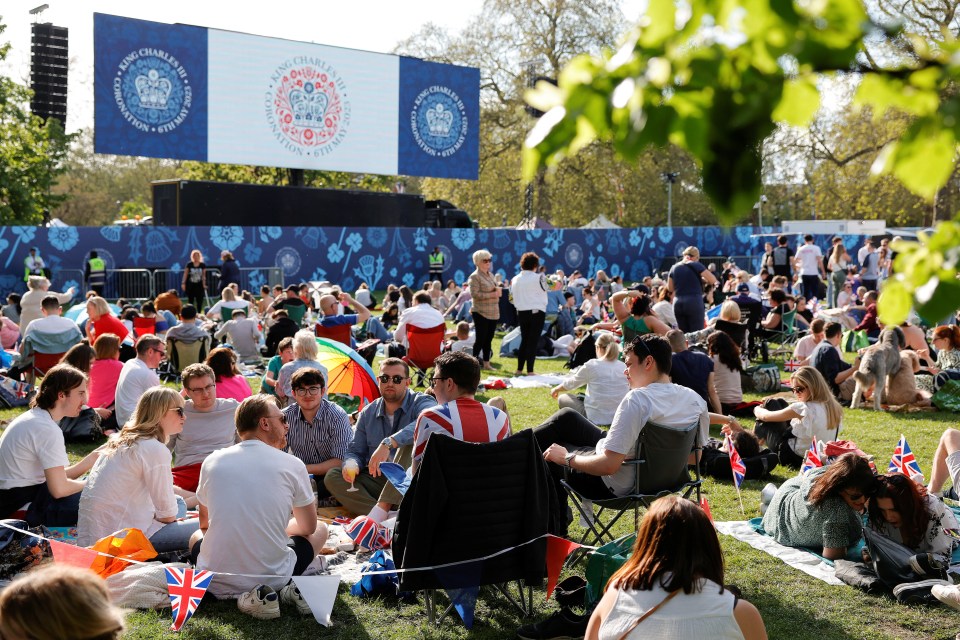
[
  {"left": 94, "top": 14, "right": 479, "bottom": 179},
  {"left": 1, "top": 226, "right": 872, "bottom": 298}
]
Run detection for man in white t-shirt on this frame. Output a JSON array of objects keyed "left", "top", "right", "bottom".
[
  {"left": 114, "top": 335, "right": 165, "bottom": 427},
  {"left": 392, "top": 291, "right": 444, "bottom": 347},
  {"left": 533, "top": 334, "right": 708, "bottom": 536},
  {"left": 794, "top": 234, "right": 825, "bottom": 301},
  {"left": 191, "top": 394, "right": 327, "bottom": 619},
  {"left": 168, "top": 363, "right": 240, "bottom": 493},
  {"left": 0, "top": 365, "right": 100, "bottom": 525}
]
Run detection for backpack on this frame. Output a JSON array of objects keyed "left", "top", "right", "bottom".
[
  {"left": 0, "top": 377, "right": 33, "bottom": 409},
  {"left": 59, "top": 407, "right": 103, "bottom": 443},
  {"left": 741, "top": 364, "right": 781, "bottom": 393},
  {"left": 700, "top": 446, "right": 780, "bottom": 481}
]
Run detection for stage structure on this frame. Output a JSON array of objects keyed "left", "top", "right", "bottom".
[{"left": 94, "top": 13, "right": 479, "bottom": 180}]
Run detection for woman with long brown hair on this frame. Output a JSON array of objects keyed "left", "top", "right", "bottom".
[
  {"left": 586, "top": 495, "right": 767, "bottom": 639},
  {"left": 762, "top": 453, "right": 877, "bottom": 559},
  {"left": 867, "top": 473, "right": 958, "bottom": 566}
]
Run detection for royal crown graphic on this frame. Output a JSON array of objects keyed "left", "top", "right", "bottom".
[
  {"left": 289, "top": 83, "right": 329, "bottom": 129},
  {"left": 426, "top": 102, "right": 454, "bottom": 137},
  {"left": 135, "top": 69, "right": 172, "bottom": 110}
]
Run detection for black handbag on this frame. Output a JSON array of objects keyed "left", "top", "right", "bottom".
[
  {"left": 862, "top": 526, "right": 946, "bottom": 589},
  {"left": 58, "top": 407, "right": 103, "bottom": 442}
]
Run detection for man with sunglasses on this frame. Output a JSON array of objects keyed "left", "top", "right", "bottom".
[
  {"left": 169, "top": 363, "right": 241, "bottom": 493},
  {"left": 282, "top": 368, "right": 352, "bottom": 486},
  {"left": 323, "top": 357, "right": 436, "bottom": 517},
  {"left": 191, "top": 394, "right": 327, "bottom": 618},
  {"left": 113, "top": 335, "right": 164, "bottom": 427},
  {"left": 534, "top": 334, "right": 709, "bottom": 536}
]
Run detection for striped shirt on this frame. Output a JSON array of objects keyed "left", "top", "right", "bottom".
[
  {"left": 282, "top": 400, "right": 352, "bottom": 466},
  {"left": 413, "top": 398, "right": 510, "bottom": 462}
]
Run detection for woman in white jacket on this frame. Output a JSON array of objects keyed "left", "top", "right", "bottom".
[{"left": 550, "top": 332, "right": 629, "bottom": 425}]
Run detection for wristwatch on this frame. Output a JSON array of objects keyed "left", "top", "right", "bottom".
[
  {"left": 564, "top": 452, "right": 577, "bottom": 468},
  {"left": 381, "top": 437, "right": 394, "bottom": 448}
]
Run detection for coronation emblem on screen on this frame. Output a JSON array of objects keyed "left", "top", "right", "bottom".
[
  {"left": 266, "top": 58, "right": 351, "bottom": 157},
  {"left": 113, "top": 48, "right": 192, "bottom": 133},
  {"left": 411, "top": 85, "right": 468, "bottom": 157}
]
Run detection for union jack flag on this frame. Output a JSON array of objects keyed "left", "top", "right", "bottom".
[
  {"left": 726, "top": 435, "right": 746, "bottom": 490},
  {"left": 784, "top": 359, "right": 803, "bottom": 372},
  {"left": 165, "top": 567, "right": 214, "bottom": 631},
  {"left": 342, "top": 515, "right": 391, "bottom": 551},
  {"left": 888, "top": 434, "right": 922, "bottom": 477},
  {"left": 413, "top": 398, "right": 510, "bottom": 462},
  {"left": 800, "top": 438, "right": 823, "bottom": 475}
]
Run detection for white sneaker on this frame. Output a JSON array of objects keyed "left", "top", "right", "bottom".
[
  {"left": 932, "top": 583, "right": 960, "bottom": 611},
  {"left": 280, "top": 581, "right": 313, "bottom": 615},
  {"left": 237, "top": 584, "right": 280, "bottom": 620},
  {"left": 760, "top": 483, "right": 778, "bottom": 505}
]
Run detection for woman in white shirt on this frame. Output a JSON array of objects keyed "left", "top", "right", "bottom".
[
  {"left": 78, "top": 387, "right": 199, "bottom": 551},
  {"left": 652, "top": 286, "right": 678, "bottom": 330},
  {"left": 511, "top": 252, "right": 548, "bottom": 376},
  {"left": 726, "top": 366, "right": 842, "bottom": 469},
  {"left": 587, "top": 495, "right": 767, "bottom": 640},
  {"left": 551, "top": 332, "right": 629, "bottom": 424},
  {"left": 827, "top": 242, "right": 850, "bottom": 308}
]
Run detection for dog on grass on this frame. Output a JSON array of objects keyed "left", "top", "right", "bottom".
[
  {"left": 883, "top": 350, "right": 927, "bottom": 406},
  {"left": 852, "top": 327, "right": 905, "bottom": 411}
]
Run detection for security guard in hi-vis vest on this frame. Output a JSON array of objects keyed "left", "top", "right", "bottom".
[
  {"left": 85, "top": 251, "right": 107, "bottom": 297},
  {"left": 428, "top": 246, "right": 445, "bottom": 282}
]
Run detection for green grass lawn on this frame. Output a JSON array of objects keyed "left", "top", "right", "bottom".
[{"left": 14, "top": 334, "right": 960, "bottom": 639}]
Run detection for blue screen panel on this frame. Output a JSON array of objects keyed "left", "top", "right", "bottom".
[
  {"left": 397, "top": 57, "right": 480, "bottom": 180},
  {"left": 94, "top": 14, "right": 208, "bottom": 160}
]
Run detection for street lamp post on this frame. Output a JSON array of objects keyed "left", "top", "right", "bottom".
[{"left": 660, "top": 172, "right": 679, "bottom": 226}]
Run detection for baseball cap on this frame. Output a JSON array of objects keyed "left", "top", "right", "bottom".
[{"left": 737, "top": 283, "right": 750, "bottom": 293}]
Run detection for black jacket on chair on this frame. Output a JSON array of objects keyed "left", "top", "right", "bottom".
[{"left": 392, "top": 429, "right": 560, "bottom": 592}]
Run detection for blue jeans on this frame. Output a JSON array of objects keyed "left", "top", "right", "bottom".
[
  {"left": 364, "top": 317, "right": 393, "bottom": 342},
  {"left": 148, "top": 497, "right": 199, "bottom": 552}
]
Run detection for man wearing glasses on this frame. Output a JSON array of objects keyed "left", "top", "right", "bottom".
[
  {"left": 534, "top": 334, "right": 709, "bottom": 536},
  {"left": 114, "top": 335, "right": 165, "bottom": 427},
  {"left": 191, "top": 394, "right": 327, "bottom": 618},
  {"left": 169, "top": 363, "right": 241, "bottom": 493},
  {"left": 411, "top": 351, "right": 510, "bottom": 470},
  {"left": 282, "top": 368, "right": 352, "bottom": 488},
  {"left": 323, "top": 357, "right": 436, "bottom": 517}
]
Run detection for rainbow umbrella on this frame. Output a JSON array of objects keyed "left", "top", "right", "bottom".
[{"left": 314, "top": 338, "right": 381, "bottom": 408}]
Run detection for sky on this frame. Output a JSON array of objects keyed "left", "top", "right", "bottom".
[
  {"left": 1, "top": 0, "right": 644, "bottom": 132},
  {"left": 0, "top": 0, "right": 501, "bottom": 133}
]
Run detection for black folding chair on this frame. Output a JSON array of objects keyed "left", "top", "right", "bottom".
[{"left": 561, "top": 420, "right": 702, "bottom": 560}]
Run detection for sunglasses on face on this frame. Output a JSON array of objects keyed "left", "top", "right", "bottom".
[
  {"left": 170, "top": 407, "right": 185, "bottom": 418},
  {"left": 378, "top": 374, "right": 407, "bottom": 384},
  {"left": 792, "top": 385, "right": 807, "bottom": 393},
  {"left": 264, "top": 413, "right": 288, "bottom": 424}
]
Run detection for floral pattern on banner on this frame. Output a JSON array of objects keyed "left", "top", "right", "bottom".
[{"left": 0, "top": 226, "right": 873, "bottom": 297}]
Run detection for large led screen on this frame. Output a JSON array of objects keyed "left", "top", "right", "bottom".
[{"left": 94, "top": 14, "right": 479, "bottom": 179}]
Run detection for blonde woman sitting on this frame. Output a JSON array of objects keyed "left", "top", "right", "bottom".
[
  {"left": 550, "top": 332, "right": 629, "bottom": 425},
  {"left": 77, "top": 386, "right": 199, "bottom": 551}
]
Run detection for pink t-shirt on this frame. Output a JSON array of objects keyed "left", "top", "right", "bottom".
[
  {"left": 216, "top": 375, "right": 252, "bottom": 402},
  {"left": 88, "top": 358, "right": 124, "bottom": 408}
]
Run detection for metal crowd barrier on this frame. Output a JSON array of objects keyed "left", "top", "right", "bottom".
[{"left": 99, "top": 266, "right": 287, "bottom": 303}]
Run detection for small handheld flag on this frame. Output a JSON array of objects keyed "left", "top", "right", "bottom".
[
  {"left": 165, "top": 567, "right": 213, "bottom": 631},
  {"left": 800, "top": 438, "right": 823, "bottom": 475},
  {"left": 725, "top": 435, "right": 746, "bottom": 513},
  {"left": 888, "top": 434, "right": 922, "bottom": 477},
  {"left": 784, "top": 359, "right": 803, "bottom": 372}
]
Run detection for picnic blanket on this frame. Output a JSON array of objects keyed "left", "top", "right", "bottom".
[
  {"left": 717, "top": 503, "right": 960, "bottom": 586},
  {"left": 715, "top": 520, "right": 844, "bottom": 585},
  {"left": 480, "top": 374, "right": 565, "bottom": 390}
]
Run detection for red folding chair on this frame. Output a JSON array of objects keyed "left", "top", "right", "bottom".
[
  {"left": 403, "top": 324, "right": 445, "bottom": 387},
  {"left": 315, "top": 322, "right": 353, "bottom": 346},
  {"left": 132, "top": 316, "right": 157, "bottom": 338},
  {"left": 32, "top": 351, "right": 66, "bottom": 382}
]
